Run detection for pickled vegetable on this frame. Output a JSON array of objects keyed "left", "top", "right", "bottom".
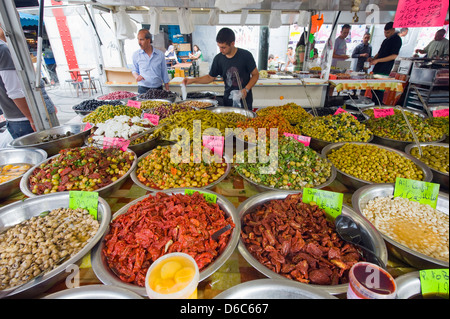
[
  {"left": 256, "top": 103, "right": 312, "bottom": 124},
  {"left": 82, "top": 104, "right": 142, "bottom": 124},
  {"left": 410, "top": 145, "right": 449, "bottom": 174}
]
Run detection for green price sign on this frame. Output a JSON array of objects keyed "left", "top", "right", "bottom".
[
  {"left": 69, "top": 191, "right": 99, "bottom": 219},
  {"left": 184, "top": 189, "right": 217, "bottom": 204},
  {"left": 302, "top": 188, "right": 343, "bottom": 219},
  {"left": 420, "top": 269, "right": 449, "bottom": 299},
  {"left": 394, "top": 177, "right": 440, "bottom": 209}
]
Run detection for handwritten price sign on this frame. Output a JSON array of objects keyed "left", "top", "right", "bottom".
[
  {"left": 394, "top": 0, "right": 449, "bottom": 28},
  {"left": 283, "top": 132, "right": 311, "bottom": 147},
  {"left": 420, "top": 269, "right": 449, "bottom": 298},
  {"left": 102, "top": 137, "right": 130, "bottom": 151},
  {"left": 69, "top": 191, "right": 99, "bottom": 219},
  {"left": 127, "top": 100, "right": 141, "bottom": 109},
  {"left": 433, "top": 108, "right": 449, "bottom": 118},
  {"left": 143, "top": 113, "right": 160, "bottom": 126},
  {"left": 83, "top": 122, "right": 93, "bottom": 132},
  {"left": 373, "top": 108, "right": 395, "bottom": 118},
  {"left": 184, "top": 189, "right": 217, "bottom": 204},
  {"left": 302, "top": 188, "right": 343, "bottom": 219},
  {"left": 202, "top": 135, "right": 224, "bottom": 157},
  {"left": 394, "top": 177, "right": 440, "bottom": 209},
  {"left": 334, "top": 107, "right": 357, "bottom": 120}
]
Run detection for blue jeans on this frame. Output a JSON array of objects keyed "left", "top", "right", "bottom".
[{"left": 7, "top": 120, "right": 34, "bottom": 139}]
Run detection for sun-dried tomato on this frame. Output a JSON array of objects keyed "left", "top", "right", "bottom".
[{"left": 103, "top": 192, "right": 234, "bottom": 287}]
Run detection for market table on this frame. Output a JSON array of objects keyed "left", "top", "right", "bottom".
[
  {"left": 0, "top": 168, "right": 420, "bottom": 299},
  {"left": 68, "top": 68, "right": 95, "bottom": 97}
]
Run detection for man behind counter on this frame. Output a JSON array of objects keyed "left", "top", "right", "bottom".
[
  {"left": 369, "top": 22, "right": 402, "bottom": 76},
  {"left": 182, "top": 27, "right": 259, "bottom": 110},
  {"left": 415, "top": 29, "right": 449, "bottom": 59}
]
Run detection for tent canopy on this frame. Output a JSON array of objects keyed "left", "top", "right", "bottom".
[{"left": 19, "top": 12, "right": 39, "bottom": 26}]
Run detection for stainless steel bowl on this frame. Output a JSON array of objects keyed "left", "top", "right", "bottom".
[
  {"left": 0, "top": 148, "right": 47, "bottom": 202},
  {"left": 362, "top": 106, "right": 427, "bottom": 118},
  {"left": 91, "top": 188, "right": 240, "bottom": 297},
  {"left": 19, "top": 147, "right": 137, "bottom": 199},
  {"left": 211, "top": 107, "right": 257, "bottom": 118},
  {"left": 237, "top": 191, "right": 388, "bottom": 295},
  {"left": 308, "top": 107, "right": 370, "bottom": 122},
  {"left": 429, "top": 106, "right": 449, "bottom": 143},
  {"left": 138, "top": 98, "right": 174, "bottom": 107},
  {"left": 0, "top": 192, "right": 111, "bottom": 298},
  {"left": 308, "top": 134, "right": 374, "bottom": 153},
  {"left": 352, "top": 183, "right": 449, "bottom": 269},
  {"left": 8, "top": 124, "right": 90, "bottom": 157},
  {"left": 395, "top": 272, "right": 422, "bottom": 299},
  {"left": 322, "top": 142, "right": 433, "bottom": 190},
  {"left": 235, "top": 156, "right": 337, "bottom": 193},
  {"left": 43, "top": 284, "right": 143, "bottom": 299},
  {"left": 130, "top": 150, "right": 232, "bottom": 192},
  {"left": 177, "top": 98, "right": 219, "bottom": 109},
  {"left": 214, "top": 279, "right": 337, "bottom": 299},
  {"left": 405, "top": 142, "right": 449, "bottom": 190},
  {"left": 133, "top": 94, "right": 177, "bottom": 103}
]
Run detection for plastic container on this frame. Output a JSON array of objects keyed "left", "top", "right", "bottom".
[
  {"left": 145, "top": 252, "right": 199, "bottom": 299},
  {"left": 347, "top": 262, "right": 397, "bottom": 299}
]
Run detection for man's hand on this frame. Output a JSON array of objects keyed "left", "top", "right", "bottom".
[
  {"left": 360, "top": 53, "right": 369, "bottom": 58},
  {"left": 135, "top": 75, "right": 144, "bottom": 82},
  {"left": 370, "top": 59, "right": 379, "bottom": 66}
]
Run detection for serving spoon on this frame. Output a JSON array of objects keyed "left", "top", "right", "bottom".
[{"left": 335, "top": 215, "right": 386, "bottom": 269}]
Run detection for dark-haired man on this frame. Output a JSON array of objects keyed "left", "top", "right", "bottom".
[
  {"left": 182, "top": 27, "right": 259, "bottom": 109},
  {"left": 332, "top": 24, "right": 351, "bottom": 68},
  {"left": 131, "top": 28, "right": 170, "bottom": 94},
  {"left": 369, "top": 22, "right": 402, "bottom": 76}
]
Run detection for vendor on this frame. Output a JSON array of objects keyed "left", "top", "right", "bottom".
[
  {"left": 268, "top": 54, "right": 277, "bottom": 71},
  {"left": 352, "top": 32, "right": 372, "bottom": 72},
  {"left": 182, "top": 27, "right": 259, "bottom": 110},
  {"left": 415, "top": 29, "right": 449, "bottom": 59},
  {"left": 369, "top": 22, "right": 402, "bottom": 76},
  {"left": 188, "top": 45, "right": 203, "bottom": 61},
  {"left": 332, "top": 24, "right": 351, "bottom": 68}
]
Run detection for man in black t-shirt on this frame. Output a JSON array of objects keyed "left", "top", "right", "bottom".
[
  {"left": 182, "top": 28, "right": 259, "bottom": 109},
  {"left": 369, "top": 22, "right": 402, "bottom": 76}
]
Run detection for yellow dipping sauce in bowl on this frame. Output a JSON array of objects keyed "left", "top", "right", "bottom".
[{"left": 145, "top": 253, "right": 199, "bottom": 299}]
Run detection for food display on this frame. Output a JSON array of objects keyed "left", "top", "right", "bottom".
[
  {"left": 241, "top": 193, "right": 364, "bottom": 285},
  {"left": 177, "top": 100, "right": 214, "bottom": 109},
  {"left": 40, "top": 131, "right": 75, "bottom": 143},
  {"left": 138, "top": 88, "right": 177, "bottom": 100},
  {"left": 234, "top": 136, "right": 333, "bottom": 190},
  {"left": 102, "top": 192, "right": 235, "bottom": 287},
  {"left": 155, "top": 110, "right": 235, "bottom": 141},
  {"left": 27, "top": 146, "right": 135, "bottom": 194},
  {"left": 236, "top": 114, "right": 299, "bottom": 141},
  {"left": 361, "top": 196, "right": 449, "bottom": 262},
  {"left": 97, "top": 91, "right": 137, "bottom": 101},
  {"left": 364, "top": 109, "right": 444, "bottom": 142},
  {"left": 0, "top": 207, "right": 99, "bottom": 290},
  {"left": 87, "top": 115, "right": 155, "bottom": 146},
  {"left": 73, "top": 99, "right": 122, "bottom": 113},
  {"left": 426, "top": 116, "right": 449, "bottom": 138},
  {"left": 256, "top": 103, "right": 312, "bottom": 125},
  {"left": 216, "top": 112, "right": 248, "bottom": 123},
  {"left": 410, "top": 145, "right": 449, "bottom": 174},
  {"left": 143, "top": 103, "right": 195, "bottom": 120},
  {"left": 0, "top": 163, "right": 32, "bottom": 184},
  {"left": 82, "top": 104, "right": 142, "bottom": 124},
  {"left": 327, "top": 143, "right": 424, "bottom": 183},
  {"left": 297, "top": 113, "right": 372, "bottom": 143},
  {"left": 136, "top": 145, "right": 227, "bottom": 189},
  {"left": 309, "top": 107, "right": 367, "bottom": 123},
  {"left": 139, "top": 100, "right": 173, "bottom": 110}
]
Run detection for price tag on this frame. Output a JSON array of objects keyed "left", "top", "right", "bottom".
[
  {"left": 394, "top": 0, "right": 449, "bottom": 28},
  {"left": 127, "top": 100, "right": 141, "bottom": 109},
  {"left": 334, "top": 107, "right": 357, "bottom": 120},
  {"left": 103, "top": 137, "right": 130, "bottom": 151},
  {"left": 394, "top": 177, "right": 440, "bottom": 209},
  {"left": 83, "top": 122, "right": 93, "bottom": 132},
  {"left": 283, "top": 132, "right": 311, "bottom": 147},
  {"left": 143, "top": 113, "right": 160, "bottom": 126},
  {"left": 184, "top": 189, "right": 217, "bottom": 204},
  {"left": 433, "top": 109, "right": 449, "bottom": 118},
  {"left": 373, "top": 108, "right": 395, "bottom": 118},
  {"left": 69, "top": 191, "right": 99, "bottom": 219},
  {"left": 420, "top": 269, "right": 449, "bottom": 298},
  {"left": 202, "top": 136, "right": 224, "bottom": 157},
  {"left": 302, "top": 188, "right": 343, "bottom": 219}
]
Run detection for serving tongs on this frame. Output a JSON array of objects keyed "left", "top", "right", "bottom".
[
  {"left": 300, "top": 78, "right": 318, "bottom": 117},
  {"left": 395, "top": 105, "right": 423, "bottom": 156},
  {"left": 233, "top": 70, "right": 249, "bottom": 112}
]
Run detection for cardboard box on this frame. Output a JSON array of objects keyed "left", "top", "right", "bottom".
[{"left": 104, "top": 67, "right": 136, "bottom": 83}]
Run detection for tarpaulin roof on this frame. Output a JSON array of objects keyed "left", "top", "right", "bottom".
[{"left": 19, "top": 12, "right": 39, "bottom": 26}]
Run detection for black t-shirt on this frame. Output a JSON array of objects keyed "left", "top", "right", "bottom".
[
  {"left": 209, "top": 48, "right": 257, "bottom": 108},
  {"left": 373, "top": 33, "right": 402, "bottom": 76}
]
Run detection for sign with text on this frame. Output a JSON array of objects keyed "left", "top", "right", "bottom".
[
  {"left": 143, "top": 113, "right": 160, "bottom": 126},
  {"left": 373, "top": 108, "right": 395, "bottom": 118},
  {"left": 394, "top": 0, "right": 449, "bottom": 28},
  {"left": 184, "top": 189, "right": 217, "bottom": 204},
  {"left": 83, "top": 122, "right": 93, "bottom": 132},
  {"left": 420, "top": 269, "right": 449, "bottom": 298},
  {"left": 202, "top": 135, "right": 224, "bottom": 157},
  {"left": 283, "top": 132, "right": 311, "bottom": 147},
  {"left": 103, "top": 137, "right": 130, "bottom": 151},
  {"left": 69, "top": 191, "right": 99, "bottom": 219},
  {"left": 433, "top": 108, "right": 449, "bottom": 118},
  {"left": 127, "top": 100, "right": 141, "bottom": 109},
  {"left": 302, "top": 188, "right": 343, "bottom": 219},
  {"left": 334, "top": 107, "right": 357, "bottom": 120},
  {"left": 394, "top": 177, "right": 440, "bottom": 209}
]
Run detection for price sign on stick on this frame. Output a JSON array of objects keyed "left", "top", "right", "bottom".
[
  {"left": 83, "top": 122, "right": 93, "bottom": 132},
  {"left": 394, "top": 0, "right": 449, "bottom": 28},
  {"left": 334, "top": 107, "right": 357, "bottom": 120},
  {"left": 143, "top": 113, "right": 160, "bottom": 126},
  {"left": 69, "top": 191, "right": 99, "bottom": 219},
  {"left": 202, "top": 136, "right": 224, "bottom": 157},
  {"left": 373, "top": 108, "right": 395, "bottom": 118},
  {"left": 433, "top": 109, "right": 449, "bottom": 118},
  {"left": 283, "top": 133, "right": 311, "bottom": 147},
  {"left": 302, "top": 188, "right": 343, "bottom": 219},
  {"left": 394, "top": 177, "right": 440, "bottom": 209},
  {"left": 103, "top": 137, "right": 130, "bottom": 151},
  {"left": 127, "top": 100, "right": 141, "bottom": 109}
]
